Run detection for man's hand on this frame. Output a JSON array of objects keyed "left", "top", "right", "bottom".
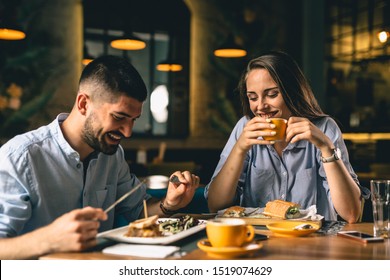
[
  {"left": 164, "top": 171, "right": 200, "bottom": 211},
  {"left": 0, "top": 207, "right": 107, "bottom": 259},
  {"left": 37, "top": 206, "right": 108, "bottom": 253}
]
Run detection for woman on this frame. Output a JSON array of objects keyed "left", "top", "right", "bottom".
[{"left": 205, "top": 51, "right": 369, "bottom": 223}]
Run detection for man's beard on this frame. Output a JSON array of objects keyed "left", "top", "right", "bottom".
[{"left": 82, "top": 113, "right": 119, "bottom": 155}]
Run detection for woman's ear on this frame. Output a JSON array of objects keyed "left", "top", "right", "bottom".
[{"left": 76, "top": 93, "right": 89, "bottom": 115}]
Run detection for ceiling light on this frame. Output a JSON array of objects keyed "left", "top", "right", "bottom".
[
  {"left": 156, "top": 59, "right": 183, "bottom": 72},
  {"left": 156, "top": 34, "right": 182, "bottom": 72},
  {"left": 82, "top": 45, "right": 94, "bottom": 66},
  {"left": 0, "top": 28, "right": 26, "bottom": 40},
  {"left": 110, "top": 32, "right": 146, "bottom": 50},
  {"left": 377, "top": 30, "right": 389, "bottom": 43},
  {"left": 214, "top": 34, "right": 246, "bottom": 58},
  {"left": 0, "top": 15, "right": 26, "bottom": 40}
]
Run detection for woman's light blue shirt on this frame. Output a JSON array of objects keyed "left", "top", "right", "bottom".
[
  {"left": 204, "top": 116, "right": 369, "bottom": 221},
  {"left": 0, "top": 113, "right": 149, "bottom": 238}
]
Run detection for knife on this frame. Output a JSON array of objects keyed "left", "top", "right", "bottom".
[{"left": 104, "top": 179, "right": 146, "bottom": 214}]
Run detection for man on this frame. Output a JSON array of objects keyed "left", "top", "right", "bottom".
[{"left": 0, "top": 55, "right": 200, "bottom": 259}]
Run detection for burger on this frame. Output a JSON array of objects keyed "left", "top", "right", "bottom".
[
  {"left": 222, "top": 206, "right": 246, "bottom": 217},
  {"left": 263, "top": 200, "right": 301, "bottom": 219}
]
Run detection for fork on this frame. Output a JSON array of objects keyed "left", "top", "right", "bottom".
[
  {"left": 245, "top": 207, "right": 260, "bottom": 216},
  {"left": 169, "top": 175, "right": 185, "bottom": 186},
  {"left": 293, "top": 224, "right": 313, "bottom": 230}
]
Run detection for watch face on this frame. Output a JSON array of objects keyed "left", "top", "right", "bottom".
[
  {"left": 321, "top": 148, "right": 341, "bottom": 162},
  {"left": 335, "top": 148, "right": 341, "bottom": 159}
]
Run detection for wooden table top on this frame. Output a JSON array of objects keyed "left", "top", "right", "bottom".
[{"left": 40, "top": 223, "right": 390, "bottom": 260}]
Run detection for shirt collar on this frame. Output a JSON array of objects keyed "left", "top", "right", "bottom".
[{"left": 50, "top": 113, "right": 81, "bottom": 160}]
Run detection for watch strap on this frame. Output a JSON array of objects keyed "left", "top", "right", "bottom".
[{"left": 321, "top": 148, "right": 340, "bottom": 163}]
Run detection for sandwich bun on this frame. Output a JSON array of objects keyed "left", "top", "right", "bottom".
[
  {"left": 222, "top": 206, "right": 246, "bottom": 217},
  {"left": 263, "top": 200, "right": 300, "bottom": 219}
]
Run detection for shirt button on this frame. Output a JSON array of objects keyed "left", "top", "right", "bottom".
[
  {"left": 281, "top": 194, "right": 286, "bottom": 199},
  {"left": 283, "top": 172, "right": 287, "bottom": 176},
  {"left": 76, "top": 163, "right": 81, "bottom": 168}
]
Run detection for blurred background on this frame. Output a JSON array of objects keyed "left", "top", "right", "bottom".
[{"left": 1, "top": 0, "right": 389, "bottom": 190}]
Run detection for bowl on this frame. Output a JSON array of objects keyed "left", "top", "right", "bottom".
[{"left": 146, "top": 175, "right": 169, "bottom": 189}]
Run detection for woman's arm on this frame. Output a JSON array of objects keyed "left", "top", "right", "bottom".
[
  {"left": 207, "top": 144, "right": 247, "bottom": 212},
  {"left": 318, "top": 146, "right": 362, "bottom": 223},
  {"left": 286, "top": 117, "right": 362, "bottom": 223},
  {"left": 207, "top": 117, "right": 276, "bottom": 212}
]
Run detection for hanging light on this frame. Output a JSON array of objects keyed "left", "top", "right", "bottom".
[
  {"left": 110, "top": 31, "right": 146, "bottom": 50},
  {"left": 156, "top": 34, "right": 183, "bottom": 72},
  {"left": 0, "top": 28, "right": 25, "bottom": 40},
  {"left": 0, "top": 19, "right": 26, "bottom": 40},
  {"left": 82, "top": 44, "right": 94, "bottom": 66},
  {"left": 377, "top": 3, "right": 389, "bottom": 44},
  {"left": 156, "top": 59, "right": 183, "bottom": 72},
  {"left": 377, "top": 30, "right": 389, "bottom": 43},
  {"left": 0, "top": 6, "right": 26, "bottom": 40},
  {"left": 214, "top": 34, "right": 246, "bottom": 58}
]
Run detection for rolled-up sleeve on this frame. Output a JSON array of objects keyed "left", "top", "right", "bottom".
[{"left": 0, "top": 145, "right": 32, "bottom": 238}]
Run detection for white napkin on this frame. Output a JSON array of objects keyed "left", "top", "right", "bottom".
[
  {"left": 292, "top": 205, "right": 324, "bottom": 221},
  {"left": 102, "top": 244, "right": 180, "bottom": 258}
]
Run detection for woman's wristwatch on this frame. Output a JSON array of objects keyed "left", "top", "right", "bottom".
[{"left": 320, "top": 148, "right": 341, "bottom": 163}]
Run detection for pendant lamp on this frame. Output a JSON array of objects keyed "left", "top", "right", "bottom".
[
  {"left": 0, "top": 5, "right": 26, "bottom": 41},
  {"left": 156, "top": 59, "right": 183, "bottom": 72},
  {"left": 110, "top": 31, "right": 146, "bottom": 50},
  {"left": 377, "top": 3, "right": 390, "bottom": 44},
  {"left": 82, "top": 45, "right": 94, "bottom": 66},
  {"left": 377, "top": 30, "right": 389, "bottom": 43},
  {"left": 0, "top": 19, "right": 25, "bottom": 40},
  {"left": 156, "top": 35, "right": 183, "bottom": 72},
  {"left": 214, "top": 34, "right": 246, "bottom": 58}
]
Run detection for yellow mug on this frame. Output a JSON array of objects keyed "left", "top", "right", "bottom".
[
  {"left": 262, "top": 118, "right": 287, "bottom": 141},
  {"left": 206, "top": 218, "right": 255, "bottom": 247}
]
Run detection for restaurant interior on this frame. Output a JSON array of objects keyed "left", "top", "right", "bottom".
[{"left": 1, "top": 0, "right": 389, "bottom": 222}]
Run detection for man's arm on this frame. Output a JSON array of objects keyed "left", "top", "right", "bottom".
[
  {"left": 0, "top": 207, "right": 107, "bottom": 260},
  {"left": 143, "top": 171, "right": 200, "bottom": 218}
]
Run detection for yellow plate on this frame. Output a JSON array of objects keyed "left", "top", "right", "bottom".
[
  {"left": 197, "top": 239, "right": 263, "bottom": 259},
  {"left": 266, "top": 221, "right": 320, "bottom": 237}
]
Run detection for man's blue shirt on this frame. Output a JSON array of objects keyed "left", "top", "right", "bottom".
[{"left": 0, "top": 113, "right": 149, "bottom": 237}]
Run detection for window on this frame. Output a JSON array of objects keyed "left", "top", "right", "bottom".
[
  {"left": 324, "top": 0, "right": 390, "bottom": 132},
  {"left": 84, "top": 28, "right": 188, "bottom": 137}
]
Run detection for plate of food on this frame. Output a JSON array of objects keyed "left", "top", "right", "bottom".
[
  {"left": 218, "top": 200, "right": 323, "bottom": 226},
  {"left": 97, "top": 214, "right": 206, "bottom": 245},
  {"left": 266, "top": 221, "right": 320, "bottom": 237}
]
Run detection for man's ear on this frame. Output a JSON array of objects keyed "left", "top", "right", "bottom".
[{"left": 76, "top": 93, "right": 89, "bottom": 115}]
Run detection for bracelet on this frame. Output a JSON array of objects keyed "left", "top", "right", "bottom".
[{"left": 159, "top": 200, "right": 179, "bottom": 216}]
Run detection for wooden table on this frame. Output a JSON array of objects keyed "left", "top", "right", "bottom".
[{"left": 40, "top": 223, "right": 390, "bottom": 260}]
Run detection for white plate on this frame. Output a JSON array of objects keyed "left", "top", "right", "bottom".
[
  {"left": 97, "top": 218, "right": 206, "bottom": 245},
  {"left": 146, "top": 175, "right": 169, "bottom": 189}
]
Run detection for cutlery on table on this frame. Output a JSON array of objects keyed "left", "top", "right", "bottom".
[
  {"left": 245, "top": 207, "right": 260, "bottom": 216},
  {"left": 293, "top": 223, "right": 314, "bottom": 230}
]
